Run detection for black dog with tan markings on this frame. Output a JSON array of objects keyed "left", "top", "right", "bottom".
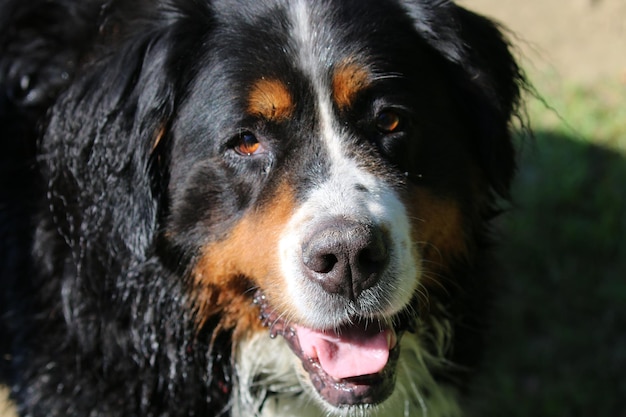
[{"left": 0, "top": 0, "right": 524, "bottom": 415}]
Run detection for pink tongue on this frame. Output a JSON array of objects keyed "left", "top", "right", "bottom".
[{"left": 295, "top": 323, "right": 391, "bottom": 380}]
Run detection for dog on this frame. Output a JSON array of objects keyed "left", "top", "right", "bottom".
[{"left": 0, "top": 0, "right": 524, "bottom": 415}]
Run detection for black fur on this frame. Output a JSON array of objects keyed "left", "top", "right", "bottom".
[{"left": 1, "top": 0, "right": 524, "bottom": 415}]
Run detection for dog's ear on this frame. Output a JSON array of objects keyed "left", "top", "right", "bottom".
[
  {"left": 402, "top": 0, "right": 525, "bottom": 198},
  {"left": 41, "top": 19, "right": 183, "bottom": 280}
]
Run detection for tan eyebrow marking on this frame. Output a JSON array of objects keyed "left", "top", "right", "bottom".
[
  {"left": 247, "top": 78, "right": 294, "bottom": 121},
  {"left": 332, "top": 61, "right": 371, "bottom": 110}
]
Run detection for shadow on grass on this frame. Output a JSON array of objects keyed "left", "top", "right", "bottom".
[{"left": 469, "top": 131, "right": 626, "bottom": 417}]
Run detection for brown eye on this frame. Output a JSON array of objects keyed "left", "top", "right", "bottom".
[
  {"left": 235, "top": 132, "right": 261, "bottom": 156},
  {"left": 375, "top": 110, "right": 401, "bottom": 133}
]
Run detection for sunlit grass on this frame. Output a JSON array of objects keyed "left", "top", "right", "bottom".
[{"left": 528, "top": 76, "right": 626, "bottom": 151}]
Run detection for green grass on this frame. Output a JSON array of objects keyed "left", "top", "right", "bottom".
[
  {"left": 528, "top": 76, "right": 626, "bottom": 151},
  {"left": 469, "top": 78, "right": 626, "bottom": 416}
]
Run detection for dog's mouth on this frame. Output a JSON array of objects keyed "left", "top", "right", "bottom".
[{"left": 253, "top": 291, "right": 402, "bottom": 407}]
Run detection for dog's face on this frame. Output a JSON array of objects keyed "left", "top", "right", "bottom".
[
  {"left": 39, "top": 0, "right": 518, "bottom": 413},
  {"left": 150, "top": 0, "right": 517, "bottom": 411}
]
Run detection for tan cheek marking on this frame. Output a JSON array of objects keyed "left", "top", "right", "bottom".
[
  {"left": 192, "top": 184, "right": 296, "bottom": 339},
  {"left": 247, "top": 78, "right": 294, "bottom": 121},
  {"left": 405, "top": 187, "right": 471, "bottom": 276},
  {"left": 332, "top": 62, "right": 371, "bottom": 110}
]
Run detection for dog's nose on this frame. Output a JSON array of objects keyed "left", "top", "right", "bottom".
[{"left": 301, "top": 219, "right": 390, "bottom": 300}]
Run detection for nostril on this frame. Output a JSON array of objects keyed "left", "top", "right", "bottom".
[{"left": 358, "top": 245, "right": 388, "bottom": 273}]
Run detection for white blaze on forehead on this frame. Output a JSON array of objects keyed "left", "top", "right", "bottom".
[
  {"left": 289, "top": 0, "right": 345, "bottom": 161},
  {"left": 289, "top": 0, "right": 372, "bottom": 189},
  {"left": 291, "top": 0, "right": 322, "bottom": 78}
]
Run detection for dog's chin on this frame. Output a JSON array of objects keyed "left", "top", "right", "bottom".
[{"left": 253, "top": 291, "right": 405, "bottom": 407}]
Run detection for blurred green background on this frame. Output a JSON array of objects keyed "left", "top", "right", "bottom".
[
  {"left": 467, "top": 1, "right": 626, "bottom": 415},
  {"left": 469, "top": 79, "right": 626, "bottom": 417}
]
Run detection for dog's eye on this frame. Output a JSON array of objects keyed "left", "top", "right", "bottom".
[
  {"left": 234, "top": 132, "right": 262, "bottom": 156},
  {"left": 375, "top": 110, "right": 402, "bottom": 134}
]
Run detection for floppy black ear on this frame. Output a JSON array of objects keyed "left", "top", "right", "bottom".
[
  {"left": 402, "top": 0, "right": 524, "bottom": 198},
  {"left": 40, "top": 23, "right": 178, "bottom": 290},
  {"left": 452, "top": 6, "right": 524, "bottom": 197}
]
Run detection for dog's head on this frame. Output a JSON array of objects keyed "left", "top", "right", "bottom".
[{"left": 43, "top": 0, "right": 522, "bottom": 413}]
